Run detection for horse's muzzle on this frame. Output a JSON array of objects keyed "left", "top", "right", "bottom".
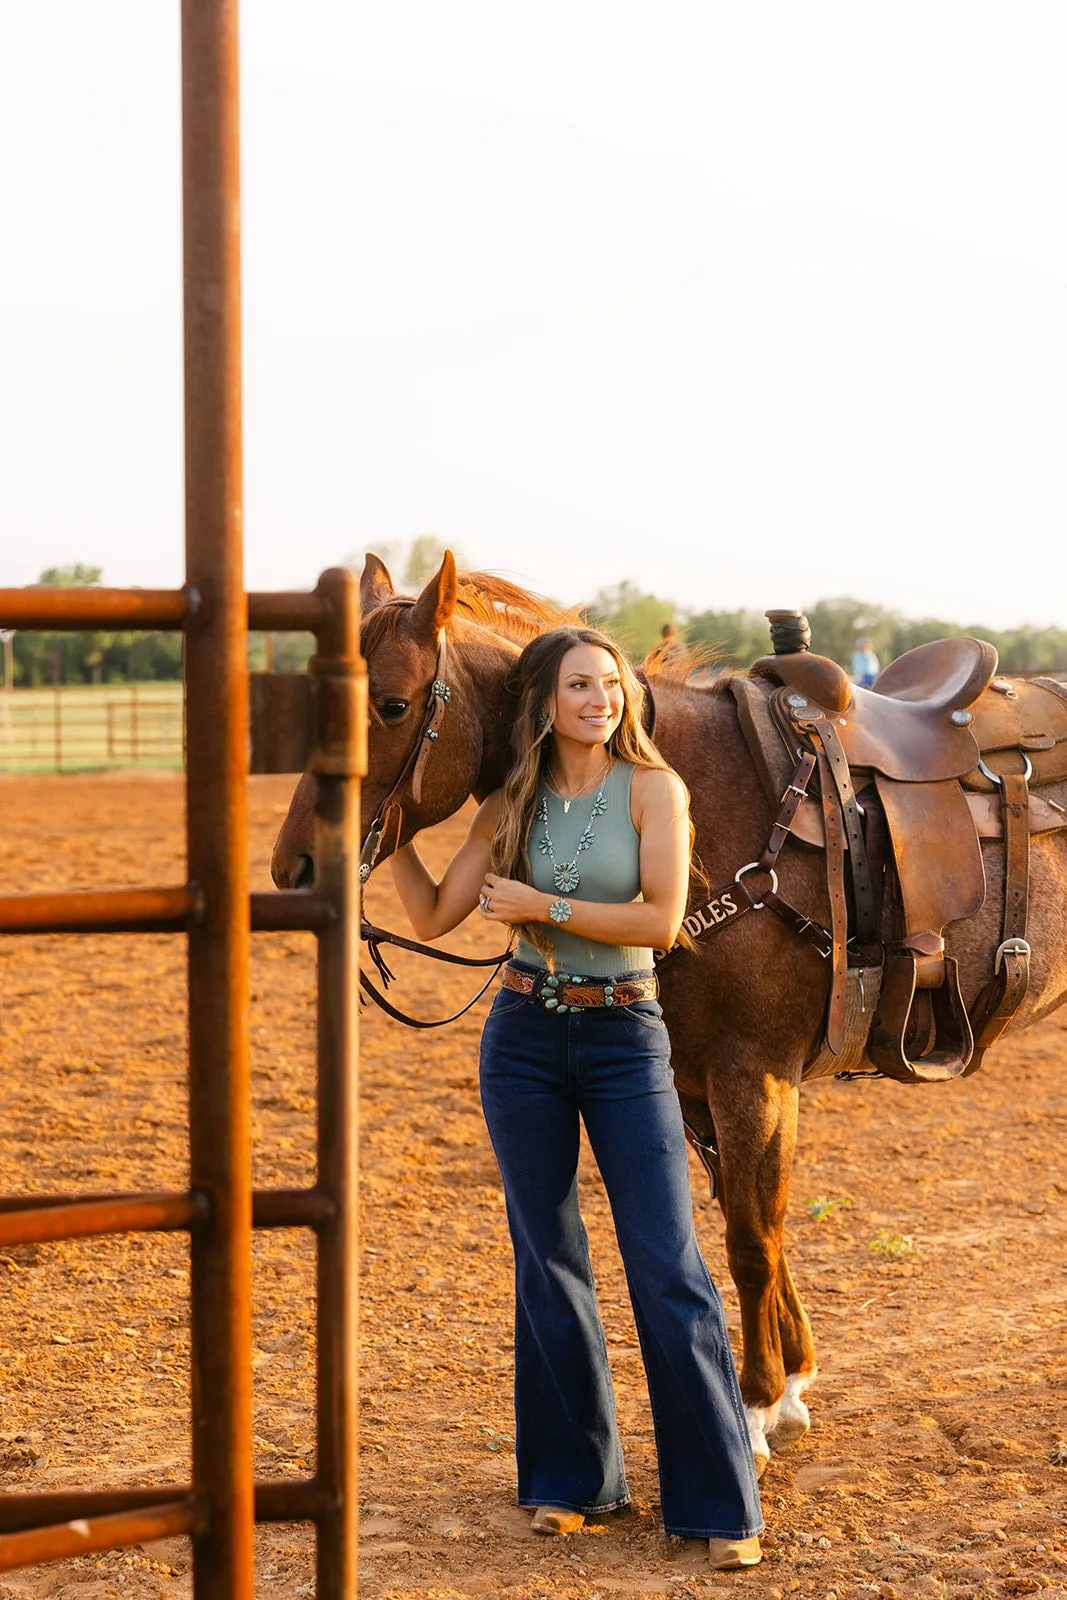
[{"left": 271, "top": 853, "right": 314, "bottom": 890}]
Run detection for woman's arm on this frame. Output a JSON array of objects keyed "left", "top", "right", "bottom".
[
  {"left": 479, "top": 767, "right": 690, "bottom": 951},
  {"left": 388, "top": 793, "right": 501, "bottom": 940}
]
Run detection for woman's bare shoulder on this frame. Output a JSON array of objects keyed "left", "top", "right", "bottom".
[{"left": 631, "top": 763, "right": 686, "bottom": 807}]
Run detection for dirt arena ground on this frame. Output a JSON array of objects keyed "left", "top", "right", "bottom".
[{"left": 0, "top": 772, "right": 1064, "bottom": 1600}]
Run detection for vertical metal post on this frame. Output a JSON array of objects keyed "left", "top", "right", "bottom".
[
  {"left": 310, "top": 568, "right": 366, "bottom": 1596},
  {"left": 181, "top": 2, "right": 253, "bottom": 1596},
  {"left": 0, "top": 632, "right": 13, "bottom": 743}
]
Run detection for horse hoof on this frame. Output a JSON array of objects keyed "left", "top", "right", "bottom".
[
  {"left": 767, "top": 1411, "right": 809, "bottom": 1450},
  {"left": 766, "top": 1372, "right": 814, "bottom": 1452},
  {"left": 744, "top": 1404, "right": 775, "bottom": 1478},
  {"left": 747, "top": 1426, "right": 771, "bottom": 1477}
]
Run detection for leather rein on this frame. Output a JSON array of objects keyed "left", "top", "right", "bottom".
[{"left": 357, "top": 629, "right": 513, "bottom": 1029}]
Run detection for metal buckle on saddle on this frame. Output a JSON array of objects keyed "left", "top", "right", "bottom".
[{"left": 994, "top": 937, "right": 1031, "bottom": 975}]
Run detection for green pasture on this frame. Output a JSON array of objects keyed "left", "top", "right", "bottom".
[{"left": 0, "top": 684, "right": 184, "bottom": 774}]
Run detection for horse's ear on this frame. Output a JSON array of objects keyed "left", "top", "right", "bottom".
[
  {"left": 360, "top": 553, "right": 395, "bottom": 613},
  {"left": 411, "top": 550, "right": 458, "bottom": 638}
]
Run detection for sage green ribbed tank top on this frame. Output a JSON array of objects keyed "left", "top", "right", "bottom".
[{"left": 514, "top": 759, "right": 653, "bottom": 978}]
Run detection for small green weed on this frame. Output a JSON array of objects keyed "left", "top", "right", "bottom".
[
  {"left": 806, "top": 1195, "right": 851, "bottom": 1222},
  {"left": 1049, "top": 1443, "right": 1067, "bottom": 1467},
  {"left": 868, "top": 1228, "right": 917, "bottom": 1259},
  {"left": 480, "top": 1425, "right": 514, "bottom": 1452}
]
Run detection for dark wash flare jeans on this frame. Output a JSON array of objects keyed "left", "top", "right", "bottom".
[{"left": 479, "top": 966, "right": 764, "bottom": 1540}]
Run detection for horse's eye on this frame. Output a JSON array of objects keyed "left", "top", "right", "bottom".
[{"left": 379, "top": 698, "right": 410, "bottom": 722}]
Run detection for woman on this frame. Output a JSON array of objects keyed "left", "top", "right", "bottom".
[{"left": 389, "top": 626, "right": 763, "bottom": 1571}]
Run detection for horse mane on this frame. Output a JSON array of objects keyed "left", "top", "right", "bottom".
[
  {"left": 453, "top": 571, "right": 584, "bottom": 642},
  {"left": 642, "top": 639, "right": 732, "bottom": 689},
  {"left": 361, "top": 566, "right": 735, "bottom": 687},
  {"left": 361, "top": 570, "right": 584, "bottom": 653}
]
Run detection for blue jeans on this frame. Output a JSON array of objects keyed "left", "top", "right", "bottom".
[{"left": 478, "top": 966, "right": 764, "bottom": 1539}]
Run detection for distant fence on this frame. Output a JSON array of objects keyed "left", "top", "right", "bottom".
[{"left": 0, "top": 685, "right": 184, "bottom": 773}]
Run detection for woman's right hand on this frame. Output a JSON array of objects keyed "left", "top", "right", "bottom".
[{"left": 387, "top": 791, "right": 503, "bottom": 940}]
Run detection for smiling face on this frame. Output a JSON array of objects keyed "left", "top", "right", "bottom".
[{"left": 551, "top": 643, "right": 626, "bottom": 750}]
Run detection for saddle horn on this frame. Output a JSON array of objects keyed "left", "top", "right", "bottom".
[{"left": 765, "top": 609, "right": 812, "bottom": 656}]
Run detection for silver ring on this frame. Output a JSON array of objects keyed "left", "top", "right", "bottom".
[
  {"left": 479, "top": 894, "right": 491, "bottom": 914},
  {"left": 978, "top": 754, "right": 1032, "bottom": 787},
  {"left": 734, "top": 860, "right": 779, "bottom": 911}
]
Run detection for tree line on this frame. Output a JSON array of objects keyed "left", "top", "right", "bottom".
[
  {"left": 5, "top": 554, "right": 1066, "bottom": 686},
  {"left": 587, "top": 580, "right": 1067, "bottom": 675}
]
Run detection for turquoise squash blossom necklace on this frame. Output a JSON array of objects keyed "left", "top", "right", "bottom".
[{"left": 536, "top": 759, "right": 611, "bottom": 898}]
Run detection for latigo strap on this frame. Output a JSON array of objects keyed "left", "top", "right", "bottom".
[{"left": 965, "top": 767, "right": 1031, "bottom": 1073}]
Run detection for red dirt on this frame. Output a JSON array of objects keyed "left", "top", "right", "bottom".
[{"left": 0, "top": 772, "right": 1064, "bottom": 1600}]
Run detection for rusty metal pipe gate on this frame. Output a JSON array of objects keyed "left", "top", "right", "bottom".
[{"left": 0, "top": 2, "right": 364, "bottom": 1593}]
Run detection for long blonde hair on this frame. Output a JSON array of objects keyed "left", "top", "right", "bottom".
[{"left": 490, "top": 626, "right": 697, "bottom": 956}]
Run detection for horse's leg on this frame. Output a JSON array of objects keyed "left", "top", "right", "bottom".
[
  {"left": 766, "top": 1251, "right": 817, "bottom": 1451},
  {"left": 709, "top": 1064, "right": 802, "bottom": 1478}
]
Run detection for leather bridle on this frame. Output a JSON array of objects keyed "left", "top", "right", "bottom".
[
  {"left": 356, "top": 628, "right": 512, "bottom": 1028},
  {"left": 359, "top": 629, "right": 451, "bottom": 886}
]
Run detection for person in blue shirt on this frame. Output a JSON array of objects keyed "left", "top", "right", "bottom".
[{"left": 850, "top": 637, "right": 880, "bottom": 688}]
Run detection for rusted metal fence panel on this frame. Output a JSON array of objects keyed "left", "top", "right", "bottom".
[
  {"left": 0, "top": 0, "right": 364, "bottom": 1591},
  {"left": 0, "top": 579, "right": 364, "bottom": 1594},
  {"left": 0, "top": 619, "right": 364, "bottom": 1595}
]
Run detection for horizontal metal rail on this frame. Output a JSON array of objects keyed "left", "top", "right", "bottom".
[
  {"left": 0, "top": 1480, "right": 329, "bottom": 1537},
  {"left": 0, "top": 1497, "right": 200, "bottom": 1573},
  {"left": 247, "top": 592, "right": 329, "bottom": 633},
  {"left": 0, "top": 1191, "right": 209, "bottom": 1249},
  {"left": 0, "top": 587, "right": 328, "bottom": 634},
  {"left": 0, "top": 887, "right": 202, "bottom": 934},
  {"left": 0, "top": 1186, "right": 336, "bottom": 1235},
  {"left": 251, "top": 890, "right": 335, "bottom": 932},
  {"left": 0, "top": 588, "right": 197, "bottom": 631},
  {"left": 0, "top": 888, "right": 333, "bottom": 935}
]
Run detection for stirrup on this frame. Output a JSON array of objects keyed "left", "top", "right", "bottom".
[{"left": 867, "top": 950, "right": 974, "bottom": 1082}]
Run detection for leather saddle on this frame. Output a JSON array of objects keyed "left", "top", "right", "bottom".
[{"left": 732, "top": 639, "right": 1067, "bottom": 1085}]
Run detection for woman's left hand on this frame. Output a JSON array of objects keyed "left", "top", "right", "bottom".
[{"left": 478, "top": 874, "right": 545, "bottom": 924}]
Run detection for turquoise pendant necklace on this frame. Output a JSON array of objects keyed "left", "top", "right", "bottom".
[{"left": 536, "top": 781, "right": 609, "bottom": 894}]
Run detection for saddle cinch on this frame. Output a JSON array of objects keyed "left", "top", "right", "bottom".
[{"left": 731, "top": 633, "right": 1067, "bottom": 1084}]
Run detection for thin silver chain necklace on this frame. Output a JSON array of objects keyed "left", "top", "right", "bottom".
[
  {"left": 546, "top": 754, "right": 612, "bottom": 813},
  {"left": 535, "top": 768, "right": 610, "bottom": 894}
]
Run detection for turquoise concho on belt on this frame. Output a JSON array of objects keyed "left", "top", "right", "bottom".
[{"left": 499, "top": 965, "right": 658, "bottom": 1015}]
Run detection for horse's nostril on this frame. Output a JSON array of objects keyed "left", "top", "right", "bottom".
[{"left": 294, "top": 854, "right": 314, "bottom": 890}]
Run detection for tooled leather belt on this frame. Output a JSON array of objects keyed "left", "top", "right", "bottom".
[{"left": 500, "top": 964, "right": 658, "bottom": 1013}]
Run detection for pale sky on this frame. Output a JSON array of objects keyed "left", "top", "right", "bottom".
[{"left": 1, "top": 2, "right": 1064, "bottom": 627}]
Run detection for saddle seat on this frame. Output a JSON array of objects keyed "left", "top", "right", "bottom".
[
  {"left": 871, "top": 636, "right": 999, "bottom": 711},
  {"left": 751, "top": 635, "right": 999, "bottom": 722},
  {"left": 751, "top": 638, "right": 1003, "bottom": 783}
]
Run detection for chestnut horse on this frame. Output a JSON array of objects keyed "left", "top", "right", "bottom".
[{"left": 272, "top": 553, "right": 1067, "bottom": 1475}]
